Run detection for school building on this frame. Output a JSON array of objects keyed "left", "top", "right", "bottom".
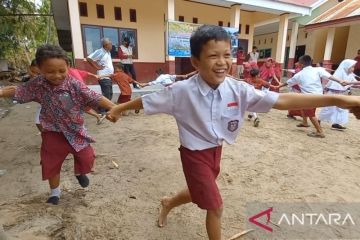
[{"left": 51, "top": 0, "right": 360, "bottom": 82}]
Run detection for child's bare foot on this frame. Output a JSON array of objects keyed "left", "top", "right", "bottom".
[{"left": 158, "top": 196, "right": 172, "bottom": 227}]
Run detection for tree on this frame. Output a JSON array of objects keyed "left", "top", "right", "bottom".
[{"left": 0, "top": 0, "right": 58, "bottom": 70}]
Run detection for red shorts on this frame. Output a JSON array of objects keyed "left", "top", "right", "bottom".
[
  {"left": 117, "top": 94, "right": 131, "bottom": 104},
  {"left": 302, "top": 108, "right": 316, "bottom": 117},
  {"left": 179, "top": 145, "right": 223, "bottom": 210},
  {"left": 40, "top": 131, "right": 95, "bottom": 180}
]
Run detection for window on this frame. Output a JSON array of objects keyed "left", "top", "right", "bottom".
[
  {"left": 264, "top": 39, "right": 266, "bottom": 44},
  {"left": 258, "top": 40, "right": 260, "bottom": 45},
  {"left": 104, "top": 27, "right": 119, "bottom": 58},
  {"left": 227, "top": 22, "right": 230, "bottom": 27},
  {"left": 193, "top": 17, "right": 198, "bottom": 24},
  {"left": 238, "top": 24, "right": 241, "bottom": 34},
  {"left": 79, "top": 2, "right": 87, "bottom": 17},
  {"left": 178, "top": 16, "right": 184, "bottom": 22},
  {"left": 218, "top": 21, "right": 223, "bottom": 26},
  {"left": 287, "top": 35, "right": 289, "bottom": 41},
  {"left": 245, "top": 25, "right": 250, "bottom": 34},
  {"left": 114, "top": 7, "right": 122, "bottom": 20},
  {"left": 96, "top": 4, "right": 104, "bottom": 18},
  {"left": 305, "top": 33, "right": 308, "bottom": 38},
  {"left": 83, "top": 26, "right": 102, "bottom": 55},
  {"left": 82, "top": 25, "right": 138, "bottom": 59},
  {"left": 130, "top": 9, "right": 137, "bottom": 22},
  {"left": 271, "top": 38, "right": 273, "bottom": 43}
]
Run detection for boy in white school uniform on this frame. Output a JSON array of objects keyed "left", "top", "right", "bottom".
[
  {"left": 278, "top": 55, "right": 345, "bottom": 138},
  {"left": 138, "top": 69, "right": 198, "bottom": 88},
  {"left": 107, "top": 25, "right": 360, "bottom": 240}
]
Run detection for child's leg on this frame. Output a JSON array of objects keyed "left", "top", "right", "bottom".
[
  {"left": 158, "top": 188, "right": 192, "bottom": 227},
  {"left": 309, "top": 116, "right": 323, "bottom": 133},
  {"left": 47, "top": 174, "right": 61, "bottom": 205},
  {"left": 73, "top": 145, "right": 95, "bottom": 188},
  {"left": 206, "top": 208, "right": 223, "bottom": 240}
]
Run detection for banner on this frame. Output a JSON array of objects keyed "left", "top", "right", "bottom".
[{"left": 167, "top": 21, "right": 239, "bottom": 58}]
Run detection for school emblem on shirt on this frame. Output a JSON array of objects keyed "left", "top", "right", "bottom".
[{"left": 227, "top": 120, "right": 239, "bottom": 132}]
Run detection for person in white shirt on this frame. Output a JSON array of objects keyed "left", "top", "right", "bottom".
[
  {"left": 106, "top": 25, "right": 360, "bottom": 240},
  {"left": 247, "top": 46, "right": 259, "bottom": 63},
  {"left": 278, "top": 55, "right": 345, "bottom": 138},
  {"left": 119, "top": 37, "right": 138, "bottom": 88},
  {"left": 86, "top": 38, "right": 114, "bottom": 114},
  {"left": 138, "top": 70, "right": 198, "bottom": 88},
  {"left": 319, "top": 59, "right": 358, "bottom": 130}
]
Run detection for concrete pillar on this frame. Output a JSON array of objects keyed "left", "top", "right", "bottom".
[
  {"left": 68, "top": 0, "right": 84, "bottom": 59},
  {"left": 323, "top": 28, "right": 335, "bottom": 69},
  {"left": 167, "top": 0, "right": 175, "bottom": 21},
  {"left": 248, "top": 24, "right": 255, "bottom": 54},
  {"left": 287, "top": 21, "right": 299, "bottom": 76},
  {"left": 230, "top": 4, "right": 241, "bottom": 28},
  {"left": 166, "top": 0, "right": 176, "bottom": 74},
  {"left": 275, "top": 14, "right": 289, "bottom": 64}
]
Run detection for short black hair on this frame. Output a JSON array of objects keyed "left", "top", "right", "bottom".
[
  {"left": 123, "top": 37, "right": 130, "bottom": 43},
  {"left": 155, "top": 68, "right": 164, "bottom": 75},
  {"left": 114, "top": 63, "right": 124, "bottom": 70},
  {"left": 190, "top": 25, "right": 230, "bottom": 59},
  {"left": 35, "top": 44, "right": 69, "bottom": 66},
  {"left": 250, "top": 68, "right": 259, "bottom": 77},
  {"left": 238, "top": 47, "right": 243, "bottom": 51},
  {"left": 299, "top": 55, "right": 312, "bottom": 67},
  {"left": 30, "top": 59, "right": 37, "bottom": 66},
  {"left": 253, "top": 46, "right": 257, "bottom": 50}
]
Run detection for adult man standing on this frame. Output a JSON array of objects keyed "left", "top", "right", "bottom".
[
  {"left": 247, "top": 46, "right": 259, "bottom": 63},
  {"left": 236, "top": 47, "right": 245, "bottom": 78},
  {"left": 354, "top": 49, "right": 360, "bottom": 79},
  {"left": 86, "top": 38, "right": 114, "bottom": 115},
  {"left": 119, "top": 37, "right": 139, "bottom": 88}
]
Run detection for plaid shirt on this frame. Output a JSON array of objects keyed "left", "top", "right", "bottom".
[{"left": 14, "top": 75, "right": 102, "bottom": 152}]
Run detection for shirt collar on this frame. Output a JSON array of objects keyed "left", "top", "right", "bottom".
[
  {"left": 196, "top": 74, "right": 224, "bottom": 99},
  {"left": 42, "top": 75, "right": 71, "bottom": 91}
]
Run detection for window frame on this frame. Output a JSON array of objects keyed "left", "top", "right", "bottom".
[{"left": 82, "top": 24, "right": 138, "bottom": 60}]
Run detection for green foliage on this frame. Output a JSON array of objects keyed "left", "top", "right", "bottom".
[{"left": 0, "top": 0, "right": 58, "bottom": 70}]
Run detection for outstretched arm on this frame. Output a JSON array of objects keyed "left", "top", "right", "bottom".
[
  {"left": 273, "top": 93, "right": 360, "bottom": 114},
  {"left": 86, "top": 58, "right": 103, "bottom": 70},
  {"left": 98, "top": 96, "right": 116, "bottom": 110},
  {"left": 107, "top": 97, "right": 143, "bottom": 122},
  {"left": 0, "top": 86, "right": 17, "bottom": 98}
]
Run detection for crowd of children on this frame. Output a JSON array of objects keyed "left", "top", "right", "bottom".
[{"left": 2, "top": 24, "right": 360, "bottom": 240}]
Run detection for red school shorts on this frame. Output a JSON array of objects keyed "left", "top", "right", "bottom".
[
  {"left": 179, "top": 145, "right": 223, "bottom": 210},
  {"left": 40, "top": 131, "right": 95, "bottom": 180},
  {"left": 302, "top": 108, "right": 316, "bottom": 118},
  {"left": 117, "top": 94, "right": 131, "bottom": 104}
]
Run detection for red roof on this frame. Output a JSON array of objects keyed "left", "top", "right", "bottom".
[{"left": 306, "top": 0, "right": 360, "bottom": 30}]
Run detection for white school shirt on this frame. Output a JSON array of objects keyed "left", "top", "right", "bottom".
[
  {"left": 286, "top": 66, "right": 331, "bottom": 94},
  {"left": 142, "top": 74, "right": 279, "bottom": 150},
  {"left": 87, "top": 48, "right": 114, "bottom": 76},
  {"left": 120, "top": 45, "right": 133, "bottom": 64},
  {"left": 249, "top": 52, "right": 259, "bottom": 63},
  {"left": 148, "top": 74, "right": 177, "bottom": 86}
]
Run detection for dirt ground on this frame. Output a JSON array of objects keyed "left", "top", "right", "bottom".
[{"left": 1, "top": 100, "right": 360, "bottom": 240}]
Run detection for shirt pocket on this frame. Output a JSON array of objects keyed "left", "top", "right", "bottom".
[{"left": 221, "top": 109, "right": 242, "bottom": 134}]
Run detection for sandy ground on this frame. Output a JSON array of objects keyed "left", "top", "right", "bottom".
[{"left": 1, "top": 98, "right": 360, "bottom": 239}]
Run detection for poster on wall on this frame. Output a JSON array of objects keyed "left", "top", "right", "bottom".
[{"left": 167, "top": 21, "right": 239, "bottom": 58}]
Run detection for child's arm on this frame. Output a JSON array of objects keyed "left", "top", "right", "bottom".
[
  {"left": 86, "top": 58, "right": 103, "bottom": 70},
  {"left": 273, "top": 93, "right": 360, "bottom": 111},
  {"left": 107, "top": 97, "right": 143, "bottom": 122},
  {"left": 0, "top": 86, "right": 17, "bottom": 98},
  {"left": 98, "top": 96, "right": 116, "bottom": 110}
]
